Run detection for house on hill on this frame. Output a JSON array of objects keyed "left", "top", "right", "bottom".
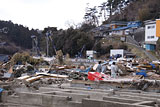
[
  {"left": 92, "top": 21, "right": 142, "bottom": 38},
  {"left": 110, "top": 21, "right": 128, "bottom": 29},
  {"left": 91, "top": 21, "right": 128, "bottom": 37},
  {"left": 91, "top": 24, "right": 110, "bottom": 38},
  {"left": 144, "top": 20, "right": 159, "bottom": 51},
  {"left": 110, "top": 21, "right": 142, "bottom": 36}
]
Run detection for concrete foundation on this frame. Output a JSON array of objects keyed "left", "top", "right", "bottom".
[{"left": 1, "top": 82, "right": 160, "bottom": 107}]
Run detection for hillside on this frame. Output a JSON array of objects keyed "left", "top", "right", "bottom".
[
  {"left": 0, "top": 20, "right": 39, "bottom": 54},
  {"left": 104, "top": 0, "right": 160, "bottom": 23},
  {"left": 1, "top": 0, "right": 160, "bottom": 57}
]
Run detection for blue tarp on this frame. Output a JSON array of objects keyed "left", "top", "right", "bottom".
[
  {"left": 140, "top": 69, "right": 146, "bottom": 72},
  {"left": 0, "top": 88, "right": 3, "bottom": 94},
  {"left": 80, "top": 67, "right": 91, "bottom": 73},
  {"left": 150, "top": 63, "right": 156, "bottom": 69},
  {"left": 3, "top": 73, "right": 12, "bottom": 78},
  {"left": 136, "top": 71, "right": 147, "bottom": 77}
]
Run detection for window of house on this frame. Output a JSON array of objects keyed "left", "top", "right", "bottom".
[
  {"left": 148, "top": 26, "right": 151, "bottom": 29},
  {"left": 147, "top": 25, "right": 155, "bottom": 29},
  {"left": 147, "top": 36, "right": 155, "bottom": 39}
]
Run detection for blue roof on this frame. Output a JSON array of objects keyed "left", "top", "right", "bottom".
[{"left": 112, "top": 21, "right": 142, "bottom": 31}]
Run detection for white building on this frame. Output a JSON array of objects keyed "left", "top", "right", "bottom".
[
  {"left": 111, "top": 30, "right": 125, "bottom": 36},
  {"left": 110, "top": 49, "right": 124, "bottom": 58},
  {"left": 145, "top": 20, "right": 158, "bottom": 42},
  {"left": 110, "top": 49, "right": 135, "bottom": 59},
  {"left": 86, "top": 50, "right": 96, "bottom": 59},
  {"left": 144, "top": 20, "right": 158, "bottom": 50}
]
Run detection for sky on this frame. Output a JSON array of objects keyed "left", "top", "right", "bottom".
[{"left": 0, "top": 0, "right": 106, "bottom": 30}]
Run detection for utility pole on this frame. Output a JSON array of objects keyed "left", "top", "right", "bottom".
[
  {"left": 45, "top": 30, "right": 57, "bottom": 57},
  {"left": 45, "top": 31, "right": 50, "bottom": 57},
  {"left": 31, "top": 35, "right": 39, "bottom": 56}
]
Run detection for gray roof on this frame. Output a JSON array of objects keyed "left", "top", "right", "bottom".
[{"left": 0, "top": 54, "right": 9, "bottom": 62}]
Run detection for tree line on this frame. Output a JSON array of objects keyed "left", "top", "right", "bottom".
[
  {"left": 84, "top": 0, "right": 137, "bottom": 25},
  {"left": 2, "top": 0, "right": 158, "bottom": 57}
]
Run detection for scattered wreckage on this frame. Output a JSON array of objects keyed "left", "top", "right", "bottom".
[{"left": 0, "top": 54, "right": 160, "bottom": 93}]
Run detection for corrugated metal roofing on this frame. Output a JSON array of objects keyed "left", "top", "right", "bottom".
[
  {"left": 0, "top": 54, "right": 9, "bottom": 62},
  {"left": 112, "top": 21, "right": 141, "bottom": 31}
]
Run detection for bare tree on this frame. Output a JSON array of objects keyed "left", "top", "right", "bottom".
[
  {"left": 98, "top": 2, "right": 108, "bottom": 21},
  {"left": 84, "top": 5, "right": 99, "bottom": 26}
]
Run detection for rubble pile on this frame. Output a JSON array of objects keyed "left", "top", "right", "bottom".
[
  {"left": 0, "top": 53, "right": 160, "bottom": 93},
  {"left": 1, "top": 53, "right": 160, "bottom": 107}
]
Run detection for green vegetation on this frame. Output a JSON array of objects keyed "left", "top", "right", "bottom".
[
  {"left": 0, "top": 20, "right": 39, "bottom": 54},
  {"left": 127, "top": 44, "right": 148, "bottom": 59},
  {"left": 39, "top": 25, "right": 95, "bottom": 57},
  {"left": 106, "top": 0, "right": 160, "bottom": 22},
  {"left": 1, "top": 0, "right": 160, "bottom": 58}
]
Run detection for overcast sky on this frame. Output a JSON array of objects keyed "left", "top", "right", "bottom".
[{"left": 0, "top": 0, "right": 106, "bottom": 30}]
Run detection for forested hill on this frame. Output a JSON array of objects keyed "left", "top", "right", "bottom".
[
  {"left": 0, "top": 20, "right": 96, "bottom": 56},
  {"left": 0, "top": 20, "right": 39, "bottom": 48},
  {"left": 0, "top": 20, "right": 39, "bottom": 54},
  {"left": 105, "top": 0, "right": 160, "bottom": 23},
  {"left": 1, "top": 0, "right": 160, "bottom": 56}
]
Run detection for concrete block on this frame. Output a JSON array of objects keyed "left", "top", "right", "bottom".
[
  {"left": 19, "top": 92, "right": 42, "bottom": 106},
  {"left": 65, "top": 90, "right": 111, "bottom": 100},
  {"left": 6, "top": 92, "right": 72, "bottom": 107},
  {"left": 119, "top": 94, "right": 158, "bottom": 102},
  {"left": 39, "top": 87, "right": 70, "bottom": 93},
  {"left": 156, "top": 99, "right": 160, "bottom": 104},
  {"left": 82, "top": 99, "right": 101, "bottom": 107},
  {"left": 40, "top": 86, "right": 113, "bottom": 94},
  {"left": 2, "top": 103, "right": 20, "bottom": 107},
  {"left": 0, "top": 103, "right": 5, "bottom": 107},
  {"left": 42, "top": 94, "right": 53, "bottom": 107},
  {"left": 133, "top": 101, "right": 156, "bottom": 106},
  {"left": 41, "top": 88, "right": 112, "bottom": 100},
  {"left": 42, "top": 94, "right": 70, "bottom": 107},
  {"left": 1, "top": 91, "right": 10, "bottom": 103},
  {"left": 119, "top": 89, "right": 142, "bottom": 93},
  {"left": 7, "top": 96, "right": 20, "bottom": 104},
  {"left": 116, "top": 91, "right": 160, "bottom": 99},
  {"left": 1, "top": 104, "right": 40, "bottom": 107},
  {"left": 154, "top": 104, "right": 160, "bottom": 107},
  {"left": 20, "top": 105, "right": 41, "bottom": 107},
  {"left": 45, "top": 91, "right": 90, "bottom": 102},
  {"left": 50, "top": 94, "right": 71, "bottom": 107},
  {"left": 6, "top": 105, "right": 19, "bottom": 107},
  {"left": 82, "top": 99, "right": 152, "bottom": 107},
  {"left": 103, "top": 96, "right": 140, "bottom": 103},
  {"left": 67, "top": 101, "right": 82, "bottom": 107}
]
